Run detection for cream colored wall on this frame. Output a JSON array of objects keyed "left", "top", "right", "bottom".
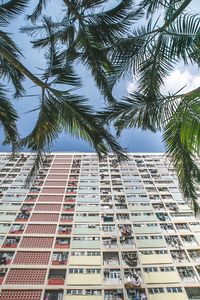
[
  {"left": 68, "top": 256, "right": 101, "bottom": 266},
  {"left": 134, "top": 226, "right": 161, "bottom": 234},
  {"left": 67, "top": 274, "right": 102, "bottom": 285},
  {"left": 139, "top": 254, "right": 173, "bottom": 264},
  {"left": 64, "top": 296, "right": 103, "bottom": 300},
  {"left": 144, "top": 271, "right": 180, "bottom": 284},
  {"left": 149, "top": 293, "right": 188, "bottom": 300}
]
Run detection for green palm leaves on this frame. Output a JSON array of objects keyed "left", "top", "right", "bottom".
[{"left": 104, "top": 0, "right": 200, "bottom": 212}]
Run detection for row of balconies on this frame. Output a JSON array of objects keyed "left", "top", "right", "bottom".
[{"left": 1, "top": 248, "right": 200, "bottom": 267}]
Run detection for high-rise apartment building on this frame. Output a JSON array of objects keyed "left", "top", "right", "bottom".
[{"left": 0, "top": 152, "right": 199, "bottom": 300}]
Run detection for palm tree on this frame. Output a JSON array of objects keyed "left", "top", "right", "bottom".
[
  {"left": 103, "top": 0, "right": 200, "bottom": 213},
  {"left": 0, "top": 0, "right": 132, "bottom": 177}
]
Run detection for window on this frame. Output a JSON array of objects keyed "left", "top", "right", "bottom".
[
  {"left": 160, "top": 267, "right": 174, "bottom": 272},
  {"left": 140, "top": 250, "right": 153, "bottom": 255},
  {"left": 69, "top": 269, "right": 84, "bottom": 274},
  {"left": 149, "top": 288, "right": 164, "bottom": 294},
  {"left": 166, "top": 287, "right": 182, "bottom": 293},
  {"left": 144, "top": 267, "right": 158, "bottom": 272}
]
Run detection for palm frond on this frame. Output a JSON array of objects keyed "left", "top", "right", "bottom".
[
  {"left": 0, "top": 30, "right": 25, "bottom": 97},
  {"left": 101, "top": 91, "right": 179, "bottom": 134},
  {"left": 27, "top": 0, "right": 49, "bottom": 23},
  {"left": 139, "top": 0, "right": 169, "bottom": 17},
  {"left": 163, "top": 90, "right": 200, "bottom": 214},
  {"left": 85, "top": 0, "right": 143, "bottom": 44},
  {"left": 0, "top": 0, "right": 28, "bottom": 25},
  {"left": 163, "top": 13, "right": 200, "bottom": 63},
  {"left": 0, "top": 84, "right": 19, "bottom": 152},
  {"left": 80, "top": 0, "right": 106, "bottom": 10},
  {"left": 21, "top": 88, "right": 126, "bottom": 158}
]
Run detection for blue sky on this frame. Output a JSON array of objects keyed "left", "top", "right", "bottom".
[{"left": 1, "top": 0, "right": 199, "bottom": 153}]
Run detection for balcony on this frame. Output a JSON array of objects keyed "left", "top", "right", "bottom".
[
  {"left": 102, "top": 214, "right": 114, "bottom": 223},
  {"left": 178, "top": 267, "right": 199, "bottom": 283},
  {"left": 68, "top": 181, "right": 78, "bottom": 188},
  {"left": 65, "top": 196, "right": 76, "bottom": 203},
  {"left": 181, "top": 235, "right": 198, "bottom": 247},
  {"left": 102, "top": 237, "right": 117, "bottom": 249},
  {"left": 52, "top": 252, "right": 68, "bottom": 265},
  {"left": 156, "top": 212, "right": 169, "bottom": 222},
  {"left": 175, "top": 223, "right": 190, "bottom": 233},
  {"left": 103, "top": 252, "right": 119, "bottom": 266},
  {"left": 3, "top": 237, "right": 20, "bottom": 248},
  {"left": 171, "top": 250, "right": 189, "bottom": 263},
  {"left": 0, "top": 268, "right": 7, "bottom": 284},
  {"left": 101, "top": 204, "right": 113, "bottom": 213},
  {"left": 29, "top": 187, "right": 41, "bottom": 193},
  {"left": 124, "top": 269, "right": 143, "bottom": 289},
  {"left": 113, "top": 188, "right": 124, "bottom": 194},
  {"left": 126, "top": 289, "right": 147, "bottom": 300},
  {"left": 58, "top": 225, "right": 72, "bottom": 235},
  {"left": 48, "top": 269, "right": 66, "bottom": 285},
  {"left": 114, "top": 195, "right": 126, "bottom": 204},
  {"left": 9, "top": 224, "right": 25, "bottom": 234},
  {"left": 101, "top": 189, "right": 111, "bottom": 195},
  {"left": 55, "top": 238, "right": 70, "bottom": 249},
  {"left": 104, "top": 290, "right": 124, "bottom": 300},
  {"left": 119, "top": 225, "right": 132, "bottom": 237},
  {"left": 115, "top": 204, "right": 128, "bottom": 211},
  {"left": 122, "top": 252, "right": 138, "bottom": 267},
  {"left": 24, "top": 195, "right": 37, "bottom": 202},
  {"left": 120, "top": 237, "right": 135, "bottom": 248},
  {"left": 20, "top": 204, "right": 34, "bottom": 212},
  {"left": 60, "top": 214, "right": 73, "bottom": 223},
  {"left": 0, "top": 252, "right": 13, "bottom": 265},
  {"left": 160, "top": 223, "right": 175, "bottom": 233},
  {"left": 185, "top": 287, "right": 200, "bottom": 300},
  {"left": 66, "top": 188, "right": 77, "bottom": 194},
  {"left": 63, "top": 204, "right": 75, "bottom": 212},
  {"left": 32, "top": 180, "right": 43, "bottom": 187},
  {"left": 43, "top": 290, "right": 63, "bottom": 300},
  {"left": 165, "top": 236, "right": 182, "bottom": 249},
  {"left": 165, "top": 203, "right": 179, "bottom": 212},
  {"left": 104, "top": 269, "right": 121, "bottom": 285},
  {"left": 188, "top": 250, "right": 200, "bottom": 262},
  {"left": 117, "top": 214, "right": 130, "bottom": 222},
  {"left": 152, "top": 203, "right": 165, "bottom": 211},
  {"left": 101, "top": 225, "right": 116, "bottom": 236}
]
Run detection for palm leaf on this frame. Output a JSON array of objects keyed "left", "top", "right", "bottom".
[
  {"left": 27, "top": 0, "right": 49, "bottom": 23},
  {"left": 0, "top": 0, "right": 28, "bottom": 25},
  {"left": 21, "top": 88, "right": 126, "bottom": 170},
  {"left": 0, "top": 30, "right": 25, "bottom": 97},
  {"left": 163, "top": 95, "right": 200, "bottom": 214},
  {"left": 0, "top": 84, "right": 19, "bottom": 152}
]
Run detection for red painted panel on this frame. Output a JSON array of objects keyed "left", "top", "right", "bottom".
[
  {"left": 30, "top": 213, "right": 59, "bottom": 222},
  {"left": 0, "top": 290, "right": 42, "bottom": 300},
  {"left": 5, "top": 269, "right": 46, "bottom": 285},
  {"left": 25, "top": 224, "right": 56, "bottom": 234},
  {"left": 13, "top": 251, "right": 50, "bottom": 265},
  {"left": 20, "top": 237, "right": 54, "bottom": 248}
]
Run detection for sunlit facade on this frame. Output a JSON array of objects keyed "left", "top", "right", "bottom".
[{"left": 0, "top": 152, "right": 199, "bottom": 300}]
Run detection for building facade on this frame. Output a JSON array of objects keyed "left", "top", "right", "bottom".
[{"left": 0, "top": 152, "right": 199, "bottom": 300}]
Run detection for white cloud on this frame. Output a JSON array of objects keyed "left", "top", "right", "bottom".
[
  {"left": 126, "top": 68, "right": 200, "bottom": 95},
  {"left": 161, "top": 69, "right": 200, "bottom": 94},
  {"left": 126, "top": 77, "right": 137, "bottom": 94}
]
